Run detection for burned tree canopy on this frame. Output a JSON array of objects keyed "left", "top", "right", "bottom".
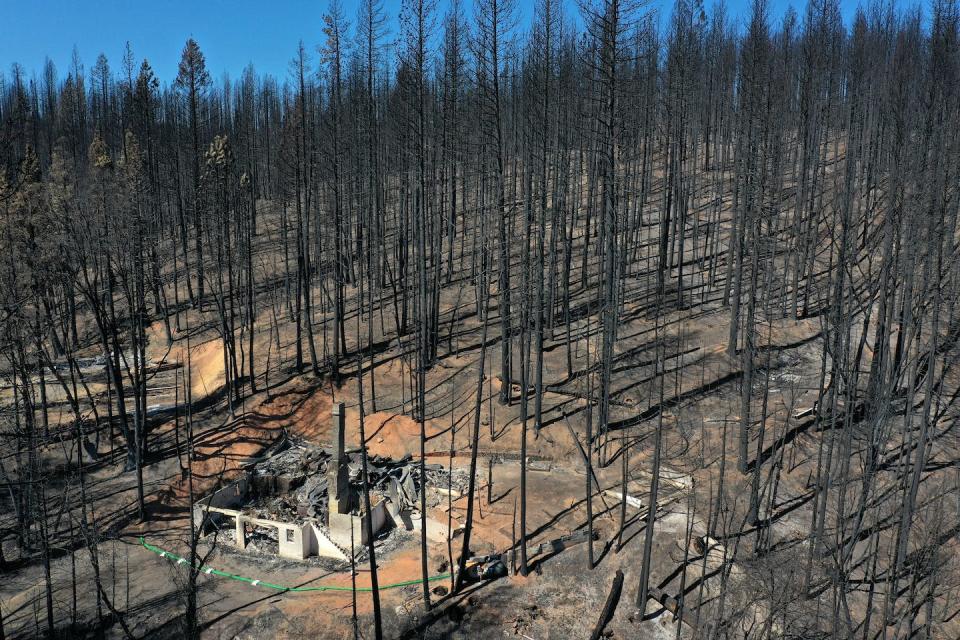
[{"left": 1, "top": 0, "right": 960, "bottom": 638}]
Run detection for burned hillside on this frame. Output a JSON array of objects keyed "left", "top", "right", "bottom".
[{"left": 2, "top": 0, "right": 960, "bottom": 638}]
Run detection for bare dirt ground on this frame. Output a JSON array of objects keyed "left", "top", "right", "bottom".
[
  {"left": 0, "top": 295, "right": 822, "bottom": 639},
  {"left": 3, "top": 156, "right": 958, "bottom": 639}
]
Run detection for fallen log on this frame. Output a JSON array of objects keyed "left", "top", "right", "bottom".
[
  {"left": 604, "top": 490, "right": 643, "bottom": 509},
  {"left": 527, "top": 529, "right": 596, "bottom": 557},
  {"left": 589, "top": 569, "right": 624, "bottom": 640}
]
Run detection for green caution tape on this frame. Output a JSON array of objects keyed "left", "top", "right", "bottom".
[{"left": 139, "top": 536, "right": 450, "bottom": 593}]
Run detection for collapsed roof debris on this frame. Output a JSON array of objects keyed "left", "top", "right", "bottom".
[{"left": 195, "top": 404, "right": 478, "bottom": 562}]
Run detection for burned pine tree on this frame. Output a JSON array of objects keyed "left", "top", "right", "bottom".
[{"left": 0, "top": 0, "right": 960, "bottom": 637}]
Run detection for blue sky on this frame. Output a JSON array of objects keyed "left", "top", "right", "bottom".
[{"left": 3, "top": 0, "right": 868, "bottom": 87}]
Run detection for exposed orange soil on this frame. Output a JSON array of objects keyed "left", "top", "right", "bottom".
[{"left": 146, "top": 320, "right": 228, "bottom": 398}]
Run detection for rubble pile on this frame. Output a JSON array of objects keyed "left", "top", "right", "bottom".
[
  {"left": 247, "top": 438, "right": 475, "bottom": 518},
  {"left": 217, "top": 524, "right": 280, "bottom": 555},
  {"left": 383, "top": 463, "right": 420, "bottom": 512},
  {"left": 253, "top": 438, "right": 329, "bottom": 477},
  {"left": 196, "top": 405, "right": 483, "bottom": 563},
  {"left": 245, "top": 494, "right": 303, "bottom": 524},
  {"left": 295, "top": 475, "right": 329, "bottom": 518},
  {"left": 244, "top": 527, "right": 280, "bottom": 555},
  {"left": 425, "top": 467, "right": 469, "bottom": 495}
]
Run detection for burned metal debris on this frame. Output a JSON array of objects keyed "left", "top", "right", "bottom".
[{"left": 195, "top": 403, "right": 469, "bottom": 561}]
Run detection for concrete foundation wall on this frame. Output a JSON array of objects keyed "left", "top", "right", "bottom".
[
  {"left": 363, "top": 500, "right": 389, "bottom": 544},
  {"left": 328, "top": 499, "right": 392, "bottom": 549},
  {"left": 203, "top": 474, "right": 250, "bottom": 510},
  {"left": 327, "top": 512, "right": 363, "bottom": 549},
  {"left": 411, "top": 512, "right": 462, "bottom": 543},
  {"left": 193, "top": 475, "right": 250, "bottom": 533},
  {"left": 193, "top": 466, "right": 398, "bottom": 561},
  {"left": 309, "top": 524, "right": 349, "bottom": 560},
  {"left": 277, "top": 522, "right": 309, "bottom": 560}
]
